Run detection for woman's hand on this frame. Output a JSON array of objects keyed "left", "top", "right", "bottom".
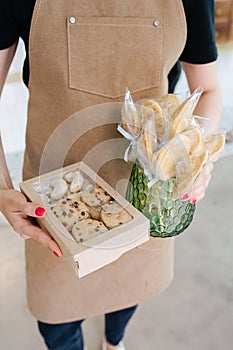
[
  {"left": 180, "top": 163, "right": 214, "bottom": 204},
  {"left": 0, "top": 188, "right": 62, "bottom": 257}
]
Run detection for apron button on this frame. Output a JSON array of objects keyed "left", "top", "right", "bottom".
[
  {"left": 69, "top": 17, "right": 76, "bottom": 24},
  {"left": 153, "top": 19, "right": 160, "bottom": 27}
]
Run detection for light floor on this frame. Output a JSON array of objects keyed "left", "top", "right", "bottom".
[
  {"left": 0, "top": 41, "right": 233, "bottom": 350},
  {"left": 1, "top": 155, "right": 233, "bottom": 350}
]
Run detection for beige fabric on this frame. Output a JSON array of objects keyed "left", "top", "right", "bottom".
[{"left": 24, "top": 0, "right": 187, "bottom": 323}]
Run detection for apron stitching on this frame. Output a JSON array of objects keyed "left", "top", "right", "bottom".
[
  {"left": 176, "top": 0, "right": 187, "bottom": 52},
  {"left": 31, "top": 0, "right": 42, "bottom": 44},
  {"left": 157, "top": 25, "right": 162, "bottom": 85},
  {"left": 67, "top": 21, "right": 162, "bottom": 97},
  {"left": 27, "top": 0, "right": 42, "bottom": 90},
  {"left": 69, "top": 85, "right": 160, "bottom": 99},
  {"left": 74, "top": 23, "right": 158, "bottom": 28},
  {"left": 67, "top": 18, "right": 72, "bottom": 93}
]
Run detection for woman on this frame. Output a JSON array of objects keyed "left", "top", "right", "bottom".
[{"left": 0, "top": 0, "right": 222, "bottom": 349}]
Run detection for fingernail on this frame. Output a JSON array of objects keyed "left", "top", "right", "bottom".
[
  {"left": 35, "top": 207, "right": 46, "bottom": 217},
  {"left": 180, "top": 193, "right": 189, "bottom": 201},
  {"left": 53, "top": 251, "right": 62, "bottom": 258},
  {"left": 191, "top": 198, "right": 197, "bottom": 204}
]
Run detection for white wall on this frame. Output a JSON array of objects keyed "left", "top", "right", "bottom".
[{"left": 1, "top": 40, "right": 233, "bottom": 187}]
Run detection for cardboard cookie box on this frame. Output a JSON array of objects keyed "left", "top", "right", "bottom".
[{"left": 20, "top": 162, "right": 150, "bottom": 277}]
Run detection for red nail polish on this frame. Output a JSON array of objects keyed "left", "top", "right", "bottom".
[
  {"left": 35, "top": 207, "right": 46, "bottom": 217},
  {"left": 180, "top": 193, "right": 189, "bottom": 200},
  {"left": 53, "top": 251, "right": 61, "bottom": 258},
  {"left": 191, "top": 198, "right": 197, "bottom": 204}
]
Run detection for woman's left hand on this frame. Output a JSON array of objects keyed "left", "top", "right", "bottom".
[{"left": 180, "top": 163, "right": 214, "bottom": 204}]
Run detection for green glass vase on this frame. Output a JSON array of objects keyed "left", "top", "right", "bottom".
[{"left": 126, "top": 163, "right": 196, "bottom": 238}]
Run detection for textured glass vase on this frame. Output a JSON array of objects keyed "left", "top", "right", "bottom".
[{"left": 126, "top": 163, "right": 196, "bottom": 238}]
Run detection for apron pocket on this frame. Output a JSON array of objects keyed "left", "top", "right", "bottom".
[{"left": 67, "top": 16, "right": 162, "bottom": 98}]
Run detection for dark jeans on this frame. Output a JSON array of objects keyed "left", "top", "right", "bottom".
[{"left": 38, "top": 305, "right": 137, "bottom": 350}]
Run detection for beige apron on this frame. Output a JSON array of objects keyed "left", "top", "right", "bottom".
[{"left": 24, "top": 0, "right": 187, "bottom": 323}]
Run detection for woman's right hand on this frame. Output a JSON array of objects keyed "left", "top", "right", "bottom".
[{"left": 0, "top": 188, "right": 62, "bottom": 257}]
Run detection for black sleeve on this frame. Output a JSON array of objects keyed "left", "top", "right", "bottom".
[
  {"left": 180, "top": 0, "right": 218, "bottom": 64},
  {"left": 0, "top": 1, "right": 19, "bottom": 49}
]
